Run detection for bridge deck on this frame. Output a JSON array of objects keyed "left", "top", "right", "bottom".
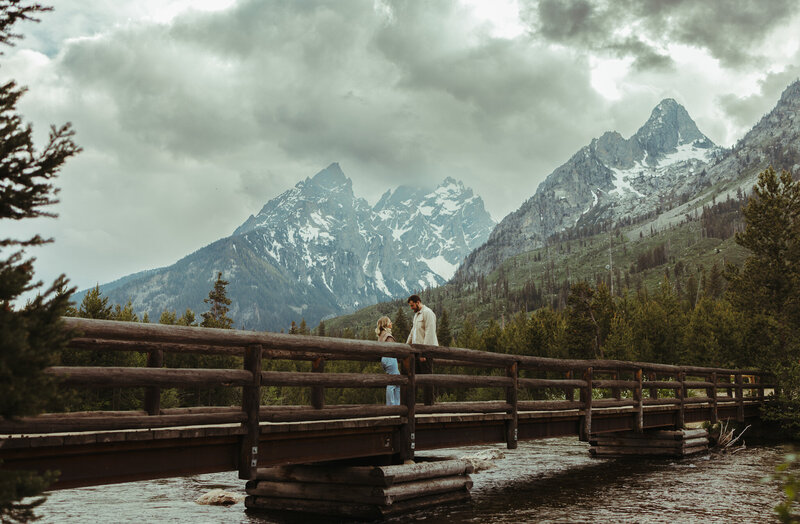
[{"left": 0, "top": 401, "right": 761, "bottom": 489}]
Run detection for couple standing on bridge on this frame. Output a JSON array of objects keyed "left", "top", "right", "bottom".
[{"left": 376, "top": 294, "right": 438, "bottom": 406}]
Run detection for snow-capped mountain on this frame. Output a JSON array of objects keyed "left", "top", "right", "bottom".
[
  {"left": 81, "top": 163, "right": 495, "bottom": 331},
  {"left": 456, "top": 98, "right": 722, "bottom": 278}
]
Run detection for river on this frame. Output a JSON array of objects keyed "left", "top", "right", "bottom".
[{"left": 37, "top": 437, "right": 789, "bottom": 523}]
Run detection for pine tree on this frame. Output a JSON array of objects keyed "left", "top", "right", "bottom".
[
  {"left": 159, "top": 309, "right": 177, "bottom": 325},
  {"left": 392, "top": 306, "right": 410, "bottom": 343},
  {"left": 436, "top": 308, "right": 452, "bottom": 347},
  {"left": 177, "top": 308, "right": 196, "bottom": 326},
  {"left": 316, "top": 320, "right": 326, "bottom": 337},
  {"left": 75, "top": 285, "right": 112, "bottom": 319},
  {"left": 201, "top": 272, "right": 233, "bottom": 329},
  {"left": 0, "top": 3, "right": 81, "bottom": 518}
]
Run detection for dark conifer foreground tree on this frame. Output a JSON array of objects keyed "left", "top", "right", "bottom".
[{"left": 0, "top": 2, "right": 81, "bottom": 520}]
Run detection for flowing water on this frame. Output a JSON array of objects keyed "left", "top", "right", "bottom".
[{"left": 37, "top": 438, "right": 789, "bottom": 523}]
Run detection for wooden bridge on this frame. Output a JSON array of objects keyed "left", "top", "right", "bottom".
[{"left": 0, "top": 318, "right": 770, "bottom": 490}]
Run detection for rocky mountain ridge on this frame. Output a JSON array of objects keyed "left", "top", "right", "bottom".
[
  {"left": 456, "top": 98, "right": 724, "bottom": 278},
  {"left": 80, "top": 164, "right": 495, "bottom": 331}
]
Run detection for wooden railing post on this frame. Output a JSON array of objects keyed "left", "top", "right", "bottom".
[
  {"left": 564, "top": 370, "right": 574, "bottom": 401},
  {"left": 143, "top": 348, "right": 163, "bottom": 416},
  {"left": 634, "top": 368, "right": 643, "bottom": 433},
  {"left": 735, "top": 373, "right": 744, "bottom": 422},
  {"left": 239, "top": 344, "right": 262, "bottom": 480},
  {"left": 676, "top": 370, "right": 685, "bottom": 429},
  {"left": 648, "top": 372, "right": 658, "bottom": 401},
  {"left": 580, "top": 367, "right": 593, "bottom": 441},
  {"left": 506, "top": 362, "right": 518, "bottom": 449},
  {"left": 311, "top": 357, "right": 325, "bottom": 409},
  {"left": 758, "top": 374, "right": 765, "bottom": 402},
  {"left": 709, "top": 371, "right": 718, "bottom": 425},
  {"left": 397, "top": 353, "right": 416, "bottom": 463},
  {"left": 422, "top": 357, "right": 435, "bottom": 406},
  {"left": 612, "top": 368, "right": 622, "bottom": 401}
]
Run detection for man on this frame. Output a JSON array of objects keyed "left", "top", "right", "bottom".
[{"left": 406, "top": 294, "right": 438, "bottom": 346}]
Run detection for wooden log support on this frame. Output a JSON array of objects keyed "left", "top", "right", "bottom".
[
  {"left": 254, "top": 460, "right": 472, "bottom": 487},
  {"left": 735, "top": 373, "right": 745, "bottom": 422},
  {"left": 634, "top": 368, "right": 643, "bottom": 433},
  {"left": 676, "top": 370, "right": 685, "bottom": 429},
  {"left": 396, "top": 354, "right": 416, "bottom": 463},
  {"left": 589, "top": 428, "right": 710, "bottom": 458},
  {"left": 648, "top": 372, "right": 658, "bottom": 400},
  {"left": 709, "top": 371, "right": 718, "bottom": 424},
  {"left": 580, "top": 367, "right": 593, "bottom": 441},
  {"left": 758, "top": 375, "right": 765, "bottom": 401},
  {"left": 505, "top": 362, "right": 518, "bottom": 450},
  {"left": 246, "top": 459, "right": 473, "bottom": 518},
  {"left": 311, "top": 357, "right": 325, "bottom": 410},
  {"left": 143, "top": 347, "right": 163, "bottom": 416},
  {"left": 240, "top": 344, "right": 262, "bottom": 480}
]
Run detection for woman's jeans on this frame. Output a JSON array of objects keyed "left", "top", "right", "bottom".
[{"left": 381, "top": 357, "right": 401, "bottom": 406}]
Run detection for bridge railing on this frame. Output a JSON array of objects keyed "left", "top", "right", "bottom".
[{"left": 0, "top": 318, "right": 773, "bottom": 475}]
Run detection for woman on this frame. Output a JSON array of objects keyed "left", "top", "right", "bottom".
[{"left": 376, "top": 316, "right": 401, "bottom": 406}]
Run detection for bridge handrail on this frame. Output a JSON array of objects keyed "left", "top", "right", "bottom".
[{"left": 0, "top": 317, "right": 774, "bottom": 478}]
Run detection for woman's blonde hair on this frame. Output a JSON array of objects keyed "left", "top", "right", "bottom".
[{"left": 375, "top": 316, "right": 391, "bottom": 336}]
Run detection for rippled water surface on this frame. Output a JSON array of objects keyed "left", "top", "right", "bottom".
[{"left": 38, "top": 438, "right": 788, "bottom": 523}]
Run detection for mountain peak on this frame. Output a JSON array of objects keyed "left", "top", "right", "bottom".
[
  {"left": 310, "top": 162, "right": 350, "bottom": 190},
  {"left": 778, "top": 79, "right": 800, "bottom": 105},
  {"left": 634, "top": 98, "right": 710, "bottom": 163}
]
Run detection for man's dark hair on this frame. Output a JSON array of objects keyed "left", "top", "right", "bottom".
[{"left": 407, "top": 294, "right": 421, "bottom": 304}]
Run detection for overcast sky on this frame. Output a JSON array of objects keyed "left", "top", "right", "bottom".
[{"left": 4, "top": 0, "right": 800, "bottom": 293}]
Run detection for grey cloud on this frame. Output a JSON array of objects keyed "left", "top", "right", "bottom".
[
  {"left": 718, "top": 65, "right": 800, "bottom": 129},
  {"left": 524, "top": 0, "right": 800, "bottom": 69},
  {"left": 22, "top": 0, "right": 778, "bottom": 291}
]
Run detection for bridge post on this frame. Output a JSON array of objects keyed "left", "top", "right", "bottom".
[
  {"left": 676, "top": 370, "right": 685, "bottom": 429},
  {"left": 611, "top": 369, "right": 621, "bottom": 401},
  {"left": 505, "top": 362, "right": 518, "bottom": 449},
  {"left": 735, "top": 373, "right": 744, "bottom": 422},
  {"left": 648, "top": 372, "right": 658, "bottom": 402},
  {"left": 397, "top": 353, "right": 416, "bottom": 463},
  {"left": 564, "top": 370, "right": 574, "bottom": 401},
  {"left": 634, "top": 368, "right": 643, "bottom": 433},
  {"left": 709, "top": 371, "right": 718, "bottom": 425},
  {"left": 311, "top": 357, "right": 325, "bottom": 409},
  {"left": 143, "top": 348, "right": 163, "bottom": 416},
  {"left": 580, "top": 367, "right": 592, "bottom": 441},
  {"left": 239, "top": 344, "right": 263, "bottom": 480},
  {"left": 422, "top": 357, "right": 435, "bottom": 406}
]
